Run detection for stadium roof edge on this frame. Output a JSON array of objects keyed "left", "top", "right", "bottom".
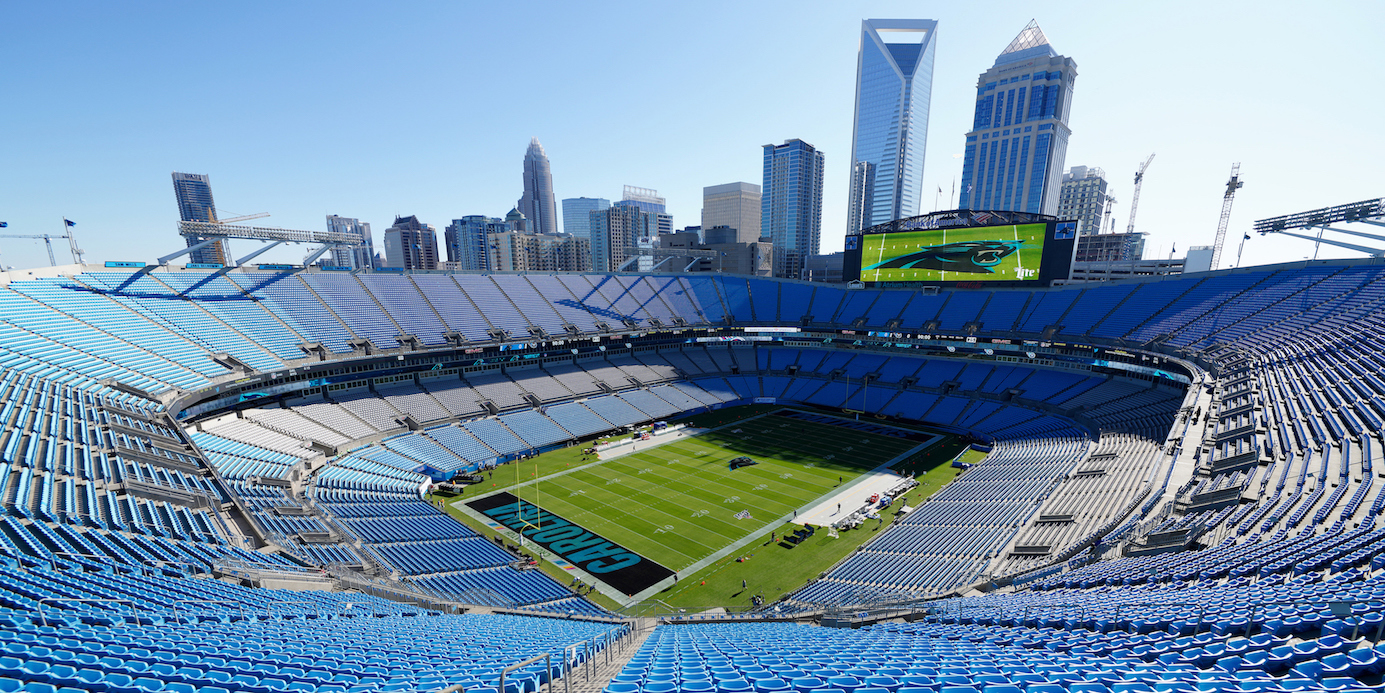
[{"left": 2, "top": 255, "right": 1383, "bottom": 290}]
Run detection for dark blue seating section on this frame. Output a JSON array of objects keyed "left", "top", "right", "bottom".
[
  {"left": 0, "top": 562, "right": 625, "bottom": 693},
  {"left": 2, "top": 264, "right": 1384, "bottom": 399}
]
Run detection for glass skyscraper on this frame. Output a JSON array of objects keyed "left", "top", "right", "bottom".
[
  {"left": 847, "top": 18, "right": 937, "bottom": 233},
  {"left": 561, "top": 197, "right": 610, "bottom": 241},
  {"left": 444, "top": 215, "right": 508, "bottom": 271},
  {"left": 171, "top": 171, "right": 230, "bottom": 265},
  {"left": 590, "top": 205, "right": 656, "bottom": 272},
  {"left": 518, "top": 138, "right": 558, "bottom": 235},
  {"left": 761, "top": 139, "right": 825, "bottom": 279},
  {"left": 957, "top": 21, "right": 1077, "bottom": 216},
  {"left": 325, "top": 215, "right": 374, "bottom": 269},
  {"left": 615, "top": 186, "right": 672, "bottom": 235}
]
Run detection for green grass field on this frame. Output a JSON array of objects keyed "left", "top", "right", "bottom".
[
  {"left": 470, "top": 412, "right": 924, "bottom": 572},
  {"left": 859, "top": 223, "right": 1046, "bottom": 283},
  {"left": 438, "top": 405, "right": 975, "bottom": 610}
]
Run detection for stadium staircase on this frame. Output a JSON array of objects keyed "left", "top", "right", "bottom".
[{"left": 569, "top": 618, "right": 657, "bottom": 693}]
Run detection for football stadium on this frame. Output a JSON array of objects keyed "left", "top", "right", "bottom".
[{"left": 2, "top": 253, "right": 1385, "bottom": 692}]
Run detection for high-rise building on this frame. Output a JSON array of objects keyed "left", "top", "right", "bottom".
[
  {"left": 444, "top": 215, "right": 517, "bottom": 271},
  {"left": 171, "top": 171, "right": 229, "bottom": 265},
  {"left": 518, "top": 138, "right": 558, "bottom": 235},
  {"left": 761, "top": 139, "right": 825, "bottom": 279},
  {"left": 1057, "top": 166, "right": 1109, "bottom": 235},
  {"left": 615, "top": 186, "right": 672, "bottom": 235},
  {"left": 846, "top": 19, "right": 938, "bottom": 233},
  {"left": 382, "top": 215, "right": 439, "bottom": 270},
  {"left": 325, "top": 215, "right": 374, "bottom": 269},
  {"left": 702, "top": 182, "right": 762, "bottom": 243},
  {"left": 488, "top": 232, "right": 591, "bottom": 273},
  {"left": 561, "top": 197, "right": 610, "bottom": 241},
  {"left": 590, "top": 205, "right": 656, "bottom": 272},
  {"left": 957, "top": 21, "right": 1077, "bottom": 216}
]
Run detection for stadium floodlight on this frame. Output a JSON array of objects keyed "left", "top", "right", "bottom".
[
  {"left": 1254, "top": 197, "right": 1385, "bottom": 258},
  {"left": 1253, "top": 197, "right": 1384, "bottom": 234}
]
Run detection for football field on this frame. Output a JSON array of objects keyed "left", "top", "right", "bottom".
[{"left": 465, "top": 410, "right": 938, "bottom": 583}]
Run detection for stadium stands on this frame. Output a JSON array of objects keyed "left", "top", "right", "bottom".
[{"left": 5, "top": 260, "right": 1385, "bottom": 690}]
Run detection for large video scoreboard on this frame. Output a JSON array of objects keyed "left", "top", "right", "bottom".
[{"left": 844, "top": 211, "right": 1079, "bottom": 287}]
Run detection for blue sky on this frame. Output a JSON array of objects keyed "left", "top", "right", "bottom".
[{"left": 1, "top": 1, "right": 1381, "bottom": 272}]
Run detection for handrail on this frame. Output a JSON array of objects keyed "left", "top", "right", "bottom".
[
  {"left": 266, "top": 600, "right": 317, "bottom": 620},
  {"left": 174, "top": 599, "right": 249, "bottom": 623},
  {"left": 52, "top": 552, "right": 117, "bottom": 571},
  {"left": 37, "top": 598, "right": 135, "bottom": 627},
  {"left": 141, "top": 559, "right": 204, "bottom": 577},
  {"left": 498, "top": 653, "right": 553, "bottom": 693}
]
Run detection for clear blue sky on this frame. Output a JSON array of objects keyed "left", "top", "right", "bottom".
[{"left": 2, "top": 1, "right": 1381, "bottom": 272}]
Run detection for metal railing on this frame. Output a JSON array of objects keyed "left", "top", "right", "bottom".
[
  {"left": 37, "top": 598, "right": 135, "bottom": 627},
  {"left": 173, "top": 599, "right": 249, "bottom": 623},
  {"left": 51, "top": 551, "right": 120, "bottom": 571},
  {"left": 141, "top": 559, "right": 206, "bottom": 577},
  {"left": 498, "top": 653, "right": 553, "bottom": 693},
  {"left": 266, "top": 600, "right": 317, "bottom": 620}
]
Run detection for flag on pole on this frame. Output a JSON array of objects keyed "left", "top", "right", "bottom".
[
  {"left": 64, "top": 219, "right": 76, "bottom": 227},
  {"left": 1243, "top": 234, "right": 1251, "bottom": 240}
]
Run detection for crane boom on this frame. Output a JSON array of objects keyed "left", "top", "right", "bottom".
[
  {"left": 1126, "top": 153, "right": 1155, "bottom": 234},
  {"left": 0, "top": 233, "right": 67, "bottom": 266},
  {"left": 213, "top": 212, "right": 270, "bottom": 225},
  {"left": 1210, "top": 163, "right": 1244, "bottom": 270}
]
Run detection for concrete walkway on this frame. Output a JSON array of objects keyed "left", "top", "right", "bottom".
[{"left": 564, "top": 619, "right": 656, "bottom": 693}]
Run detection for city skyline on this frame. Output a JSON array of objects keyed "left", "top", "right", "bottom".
[{"left": 1, "top": 2, "right": 1381, "bottom": 272}]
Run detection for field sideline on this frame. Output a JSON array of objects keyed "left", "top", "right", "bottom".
[{"left": 463, "top": 410, "right": 932, "bottom": 575}]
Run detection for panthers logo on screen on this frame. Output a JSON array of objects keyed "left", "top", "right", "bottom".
[{"left": 862, "top": 240, "right": 1021, "bottom": 274}]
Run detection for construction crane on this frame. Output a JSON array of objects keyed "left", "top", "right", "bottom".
[
  {"left": 1101, "top": 194, "right": 1118, "bottom": 234},
  {"left": 211, "top": 211, "right": 270, "bottom": 225},
  {"left": 0, "top": 232, "right": 71, "bottom": 264},
  {"left": 1210, "top": 163, "right": 1244, "bottom": 270},
  {"left": 1126, "top": 153, "right": 1155, "bottom": 234}
]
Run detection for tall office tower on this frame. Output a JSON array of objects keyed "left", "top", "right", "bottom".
[
  {"left": 702, "top": 182, "right": 762, "bottom": 243},
  {"left": 615, "top": 186, "right": 672, "bottom": 234},
  {"left": 1056, "top": 166, "right": 1109, "bottom": 235},
  {"left": 444, "top": 215, "right": 516, "bottom": 271},
  {"left": 761, "top": 139, "right": 825, "bottom": 279},
  {"left": 590, "top": 205, "right": 656, "bottom": 272},
  {"left": 957, "top": 21, "right": 1077, "bottom": 216},
  {"left": 518, "top": 138, "right": 559, "bottom": 235},
  {"left": 382, "top": 215, "right": 439, "bottom": 270},
  {"left": 325, "top": 215, "right": 374, "bottom": 269},
  {"left": 846, "top": 19, "right": 938, "bottom": 233},
  {"left": 171, "top": 171, "right": 230, "bottom": 265},
  {"left": 561, "top": 197, "right": 610, "bottom": 241}
]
